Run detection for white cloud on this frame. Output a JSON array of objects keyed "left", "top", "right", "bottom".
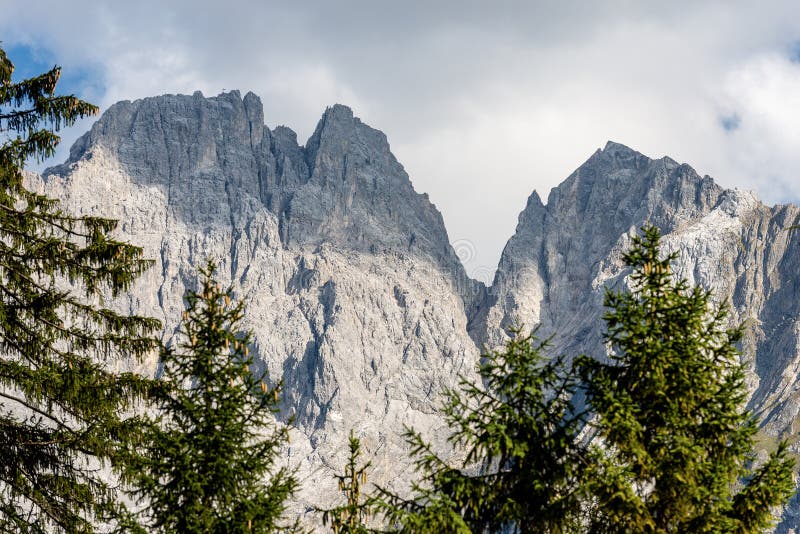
[
  {"left": 714, "top": 53, "right": 800, "bottom": 202},
  {"left": 1, "top": 0, "right": 799, "bottom": 280}
]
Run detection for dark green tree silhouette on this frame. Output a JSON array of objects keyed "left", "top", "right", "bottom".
[
  {"left": 123, "top": 264, "right": 297, "bottom": 533},
  {"left": 579, "top": 225, "right": 796, "bottom": 533},
  {"left": 0, "top": 47, "right": 161, "bottom": 532},
  {"left": 320, "top": 430, "right": 377, "bottom": 533},
  {"left": 382, "top": 331, "right": 586, "bottom": 534}
]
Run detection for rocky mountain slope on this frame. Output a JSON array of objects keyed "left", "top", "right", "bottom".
[
  {"left": 481, "top": 141, "right": 800, "bottom": 435},
  {"left": 480, "top": 142, "right": 800, "bottom": 531},
  {"left": 38, "top": 90, "right": 483, "bottom": 517},
  {"left": 36, "top": 91, "right": 800, "bottom": 529}
]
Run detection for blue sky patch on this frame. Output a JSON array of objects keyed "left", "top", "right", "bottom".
[
  {"left": 5, "top": 43, "right": 104, "bottom": 103},
  {"left": 3, "top": 43, "right": 105, "bottom": 171},
  {"left": 719, "top": 113, "right": 741, "bottom": 132},
  {"left": 790, "top": 41, "right": 800, "bottom": 63}
]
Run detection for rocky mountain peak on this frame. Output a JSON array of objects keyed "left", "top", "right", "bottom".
[
  {"left": 45, "top": 91, "right": 477, "bottom": 309},
  {"left": 304, "top": 104, "right": 391, "bottom": 182},
  {"left": 601, "top": 139, "right": 645, "bottom": 156},
  {"left": 545, "top": 141, "right": 724, "bottom": 233},
  {"left": 481, "top": 141, "right": 737, "bottom": 351},
  {"left": 572, "top": 140, "right": 649, "bottom": 180},
  {"left": 35, "top": 99, "right": 800, "bottom": 528}
]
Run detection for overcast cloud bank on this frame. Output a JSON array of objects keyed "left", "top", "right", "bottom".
[{"left": 2, "top": 0, "right": 799, "bottom": 280}]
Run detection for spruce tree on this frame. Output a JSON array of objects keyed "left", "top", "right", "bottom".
[
  {"left": 382, "top": 331, "right": 585, "bottom": 534},
  {"left": 124, "top": 263, "right": 297, "bottom": 533},
  {"left": 320, "top": 430, "right": 376, "bottom": 533},
  {"left": 0, "top": 47, "right": 161, "bottom": 531},
  {"left": 579, "top": 225, "right": 796, "bottom": 533}
]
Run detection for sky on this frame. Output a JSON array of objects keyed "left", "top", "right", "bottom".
[{"left": 2, "top": 1, "right": 800, "bottom": 282}]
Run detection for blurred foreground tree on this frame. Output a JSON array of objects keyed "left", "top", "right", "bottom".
[
  {"left": 122, "top": 264, "right": 297, "bottom": 533},
  {"left": 0, "top": 47, "right": 162, "bottom": 531}
]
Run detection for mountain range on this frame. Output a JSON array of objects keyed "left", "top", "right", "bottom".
[{"left": 35, "top": 90, "right": 800, "bottom": 530}]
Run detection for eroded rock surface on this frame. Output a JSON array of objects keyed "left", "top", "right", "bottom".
[
  {"left": 480, "top": 141, "right": 800, "bottom": 532},
  {"left": 39, "top": 91, "right": 482, "bottom": 517},
  {"left": 38, "top": 94, "right": 800, "bottom": 528}
]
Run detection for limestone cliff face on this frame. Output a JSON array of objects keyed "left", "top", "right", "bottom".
[
  {"left": 38, "top": 94, "right": 800, "bottom": 528},
  {"left": 482, "top": 143, "right": 724, "bottom": 349},
  {"left": 40, "top": 91, "right": 482, "bottom": 515},
  {"left": 482, "top": 141, "right": 800, "bottom": 433},
  {"left": 481, "top": 141, "right": 800, "bottom": 531}
]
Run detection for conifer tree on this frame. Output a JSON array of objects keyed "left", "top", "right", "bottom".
[
  {"left": 124, "top": 263, "right": 297, "bottom": 533},
  {"left": 0, "top": 47, "right": 161, "bottom": 531},
  {"left": 382, "top": 331, "right": 586, "bottom": 534},
  {"left": 320, "top": 430, "right": 376, "bottom": 533},
  {"left": 579, "top": 225, "right": 796, "bottom": 533}
]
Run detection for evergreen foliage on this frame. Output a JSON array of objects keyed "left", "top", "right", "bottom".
[
  {"left": 123, "top": 263, "right": 297, "bottom": 533},
  {"left": 0, "top": 47, "right": 161, "bottom": 531},
  {"left": 579, "top": 225, "right": 796, "bottom": 533},
  {"left": 382, "top": 331, "right": 585, "bottom": 534},
  {"left": 320, "top": 430, "right": 377, "bottom": 533}
]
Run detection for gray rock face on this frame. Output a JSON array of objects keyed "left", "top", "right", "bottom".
[
  {"left": 38, "top": 96, "right": 800, "bottom": 528},
  {"left": 40, "top": 91, "right": 482, "bottom": 517},
  {"left": 55, "top": 92, "right": 478, "bottom": 290},
  {"left": 481, "top": 141, "right": 800, "bottom": 531},
  {"left": 481, "top": 142, "right": 725, "bottom": 350},
  {"left": 482, "top": 141, "right": 800, "bottom": 431}
]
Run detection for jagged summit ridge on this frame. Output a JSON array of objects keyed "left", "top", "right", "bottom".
[
  {"left": 46, "top": 92, "right": 468, "bottom": 287},
  {"left": 37, "top": 93, "right": 800, "bottom": 529},
  {"left": 486, "top": 138, "right": 751, "bottom": 336},
  {"left": 482, "top": 143, "right": 800, "bottom": 529},
  {"left": 39, "top": 91, "right": 487, "bottom": 518},
  {"left": 479, "top": 141, "right": 724, "bottom": 343}
]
